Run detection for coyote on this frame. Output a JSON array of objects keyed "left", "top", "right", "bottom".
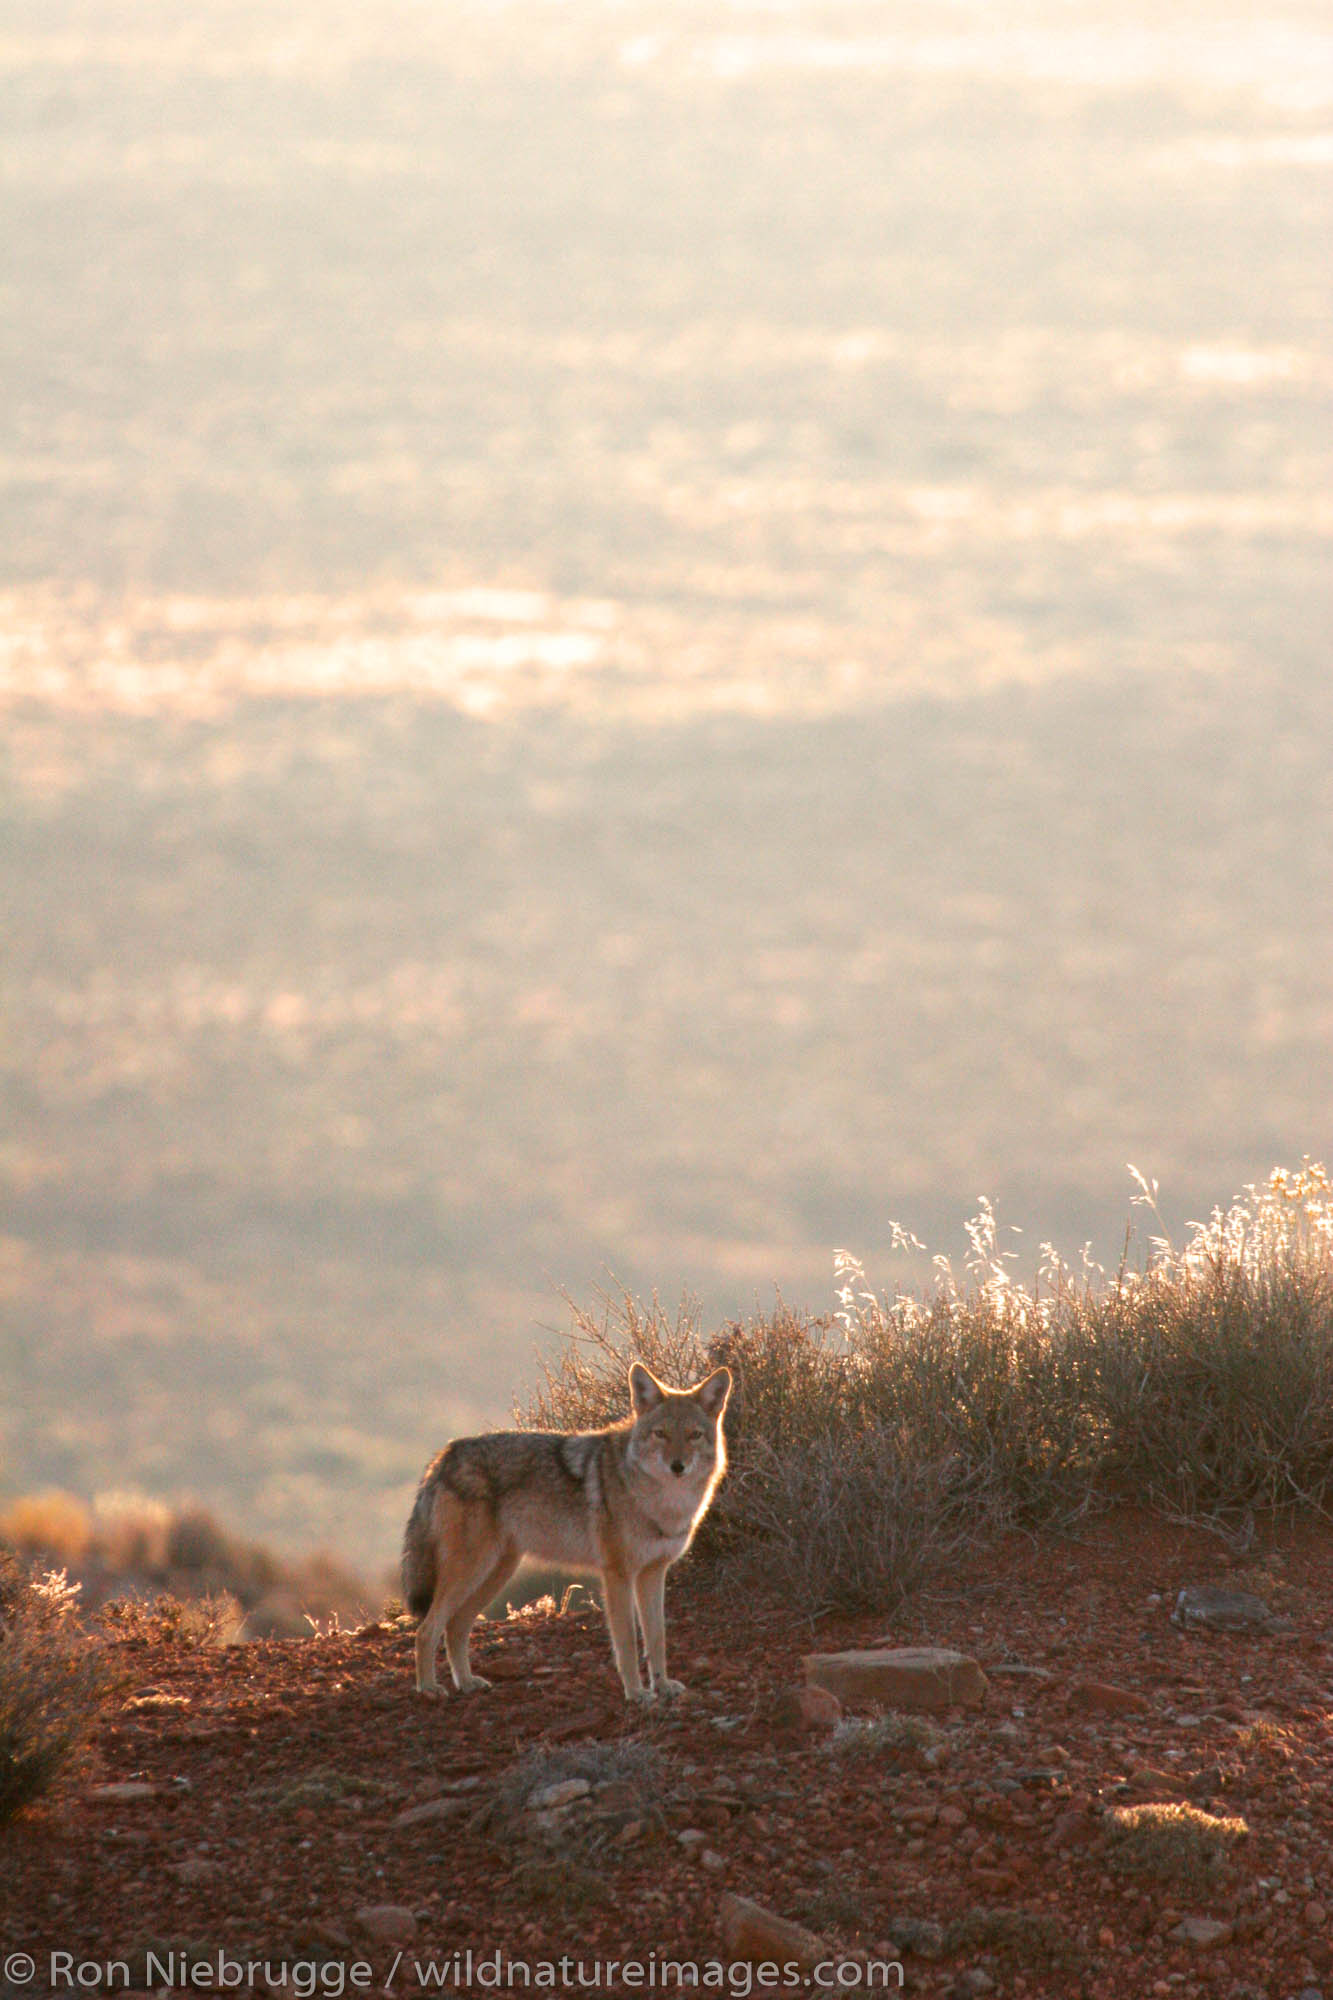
[{"left": 402, "top": 1362, "right": 731, "bottom": 1703}]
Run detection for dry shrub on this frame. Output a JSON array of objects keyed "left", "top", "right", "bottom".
[
  {"left": 0, "top": 1489, "right": 93, "bottom": 1563},
  {"left": 1106, "top": 1802, "right": 1248, "bottom": 1888},
  {"left": 524, "top": 1166, "right": 1333, "bottom": 1613},
  {"left": 100, "top": 1591, "right": 242, "bottom": 1648},
  {"left": 0, "top": 1554, "right": 107, "bottom": 1823},
  {"left": 93, "top": 1492, "right": 171, "bottom": 1573}
]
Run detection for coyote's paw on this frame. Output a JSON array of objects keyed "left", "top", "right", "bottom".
[
  {"left": 454, "top": 1671, "right": 492, "bottom": 1694},
  {"left": 655, "top": 1676, "right": 687, "bottom": 1699},
  {"left": 625, "top": 1685, "right": 657, "bottom": 1707},
  {"left": 416, "top": 1683, "right": 444, "bottom": 1701}
]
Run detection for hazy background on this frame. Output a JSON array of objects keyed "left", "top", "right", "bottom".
[{"left": 2, "top": 0, "right": 1330, "bottom": 1573}]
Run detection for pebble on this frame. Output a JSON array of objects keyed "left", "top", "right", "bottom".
[
  {"left": 354, "top": 1905, "right": 418, "bottom": 1946},
  {"left": 1169, "top": 1916, "right": 1232, "bottom": 1948},
  {"left": 527, "top": 1778, "right": 591, "bottom": 1811}
]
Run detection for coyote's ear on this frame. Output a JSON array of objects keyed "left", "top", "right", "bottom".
[
  {"left": 696, "top": 1366, "right": 732, "bottom": 1419},
  {"left": 628, "top": 1361, "right": 665, "bottom": 1415}
]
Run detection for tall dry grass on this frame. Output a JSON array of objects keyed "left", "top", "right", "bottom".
[
  {"left": 0, "top": 1557, "right": 107, "bottom": 1823},
  {"left": 523, "top": 1164, "right": 1333, "bottom": 1612}
]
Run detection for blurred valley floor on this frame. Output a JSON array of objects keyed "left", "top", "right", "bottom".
[{"left": 1, "top": 0, "right": 1330, "bottom": 1569}]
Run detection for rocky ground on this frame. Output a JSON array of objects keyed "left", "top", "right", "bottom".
[{"left": 4, "top": 1512, "right": 1332, "bottom": 2000}]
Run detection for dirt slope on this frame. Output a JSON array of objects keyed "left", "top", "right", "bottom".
[{"left": 5, "top": 1513, "right": 1331, "bottom": 1999}]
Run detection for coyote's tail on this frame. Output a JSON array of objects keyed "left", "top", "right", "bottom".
[{"left": 401, "top": 1476, "right": 438, "bottom": 1620}]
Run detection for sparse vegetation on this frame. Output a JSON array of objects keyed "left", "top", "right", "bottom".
[
  {"left": 481, "top": 1739, "right": 669, "bottom": 1862},
  {"left": 99, "top": 1592, "right": 243, "bottom": 1649},
  {"left": 942, "top": 1904, "right": 1077, "bottom": 1968},
  {"left": 0, "top": 1554, "right": 108, "bottom": 1824},
  {"left": 1106, "top": 1802, "right": 1249, "bottom": 1888},
  {"left": 254, "top": 1766, "right": 388, "bottom": 1813},
  {"left": 526, "top": 1165, "right": 1333, "bottom": 1610},
  {"left": 826, "top": 1713, "right": 944, "bottom": 1761},
  {"left": 0, "top": 1494, "right": 366, "bottom": 1632}
]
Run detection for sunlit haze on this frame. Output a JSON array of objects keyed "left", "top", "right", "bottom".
[{"left": 2, "top": 0, "right": 1330, "bottom": 1568}]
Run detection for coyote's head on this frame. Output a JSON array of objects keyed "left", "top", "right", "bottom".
[{"left": 626, "top": 1361, "right": 731, "bottom": 1492}]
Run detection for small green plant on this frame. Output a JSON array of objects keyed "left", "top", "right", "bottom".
[
  {"left": 0, "top": 1555, "right": 108, "bottom": 1824},
  {"left": 1106, "top": 1802, "right": 1248, "bottom": 1887}
]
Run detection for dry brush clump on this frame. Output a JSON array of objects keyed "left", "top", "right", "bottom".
[
  {"left": 0, "top": 1491, "right": 366, "bottom": 1633},
  {"left": 1106, "top": 1802, "right": 1249, "bottom": 1888},
  {"left": 0, "top": 1553, "right": 108, "bottom": 1824},
  {"left": 524, "top": 1165, "right": 1333, "bottom": 1611}
]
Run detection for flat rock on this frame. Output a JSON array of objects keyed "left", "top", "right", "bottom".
[
  {"left": 354, "top": 1905, "right": 418, "bottom": 1946},
  {"left": 88, "top": 1782, "right": 158, "bottom": 1803},
  {"left": 392, "top": 1796, "right": 471, "bottom": 1830},
  {"left": 172, "top": 1857, "right": 217, "bottom": 1886},
  {"left": 1068, "top": 1679, "right": 1150, "bottom": 1715},
  {"left": 805, "top": 1647, "right": 987, "bottom": 1711},
  {"left": 527, "top": 1778, "right": 591, "bottom": 1811},
  {"left": 1171, "top": 1586, "right": 1293, "bottom": 1634},
  {"left": 1168, "top": 1916, "right": 1232, "bottom": 1948},
  {"left": 718, "top": 1892, "right": 831, "bottom": 1974}
]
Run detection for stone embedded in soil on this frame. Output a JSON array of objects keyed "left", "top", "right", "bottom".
[
  {"left": 172, "top": 1857, "right": 217, "bottom": 1885},
  {"left": 88, "top": 1782, "right": 158, "bottom": 1802},
  {"left": 393, "top": 1796, "right": 471, "bottom": 1829},
  {"left": 1068, "top": 1679, "right": 1150, "bottom": 1715},
  {"left": 527, "top": 1778, "right": 591, "bottom": 1811},
  {"left": 718, "top": 1892, "right": 832, "bottom": 1974},
  {"left": 1169, "top": 1916, "right": 1233, "bottom": 1948},
  {"left": 805, "top": 1646, "right": 987, "bottom": 1711},
  {"left": 355, "top": 1905, "right": 418, "bottom": 1946},
  {"left": 772, "top": 1684, "right": 843, "bottom": 1733},
  {"left": 1171, "top": 1585, "right": 1294, "bottom": 1634}
]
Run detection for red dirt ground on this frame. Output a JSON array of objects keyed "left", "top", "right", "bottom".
[{"left": 4, "top": 1512, "right": 1331, "bottom": 2000}]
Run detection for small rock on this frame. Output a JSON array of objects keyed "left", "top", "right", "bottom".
[
  {"left": 172, "top": 1857, "right": 217, "bottom": 1886},
  {"left": 1169, "top": 1916, "right": 1232, "bottom": 1948},
  {"left": 355, "top": 1906, "right": 418, "bottom": 1946},
  {"left": 1172, "top": 1586, "right": 1294, "bottom": 1634},
  {"left": 88, "top": 1782, "right": 158, "bottom": 1803},
  {"left": 954, "top": 1972, "right": 996, "bottom": 1997},
  {"left": 677, "top": 1827, "right": 708, "bottom": 1849},
  {"left": 699, "top": 1847, "right": 726, "bottom": 1873},
  {"left": 805, "top": 1647, "right": 987, "bottom": 1711},
  {"left": 938, "top": 1804, "right": 968, "bottom": 1830},
  {"left": 1068, "top": 1680, "right": 1149, "bottom": 1716},
  {"left": 392, "top": 1797, "right": 470, "bottom": 1829},
  {"left": 1306, "top": 1901, "right": 1328, "bottom": 1927},
  {"left": 719, "top": 1892, "right": 831, "bottom": 1976},
  {"left": 527, "top": 1778, "right": 592, "bottom": 1811},
  {"left": 772, "top": 1684, "right": 843, "bottom": 1733}
]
